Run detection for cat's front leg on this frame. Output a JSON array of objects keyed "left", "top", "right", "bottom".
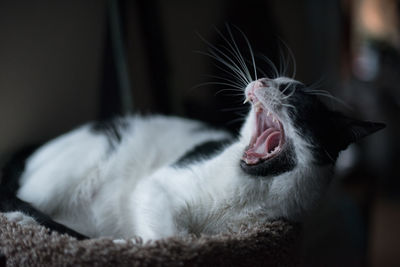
[
  {"left": 132, "top": 177, "right": 179, "bottom": 241},
  {"left": 133, "top": 203, "right": 176, "bottom": 242}
]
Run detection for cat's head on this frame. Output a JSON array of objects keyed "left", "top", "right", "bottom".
[
  {"left": 200, "top": 26, "right": 384, "bottom": 180},
  {"left": 239, "top": 77, "right": 385, "bottom": 177}
]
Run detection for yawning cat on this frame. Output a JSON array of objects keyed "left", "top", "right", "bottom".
[{"left": 0, "top": 31, "right": 385, "bottom": 241}]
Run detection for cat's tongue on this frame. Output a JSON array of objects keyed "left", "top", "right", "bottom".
[
  {"left": 250, "top": 128, "right": 278, "bottom": 153},
  {"left": 266, "top": 131, "right": 281, "bottom": 152},
  {"left": 244, "top": 128, "right": 281, "bottom": 164}
]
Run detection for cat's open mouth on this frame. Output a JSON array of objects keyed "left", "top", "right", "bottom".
[{"left": 242, "top": 100, "right": 285, "bottom": 165}]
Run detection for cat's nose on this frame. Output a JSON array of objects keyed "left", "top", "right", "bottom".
[{"left": 254, "top": 78, "right": 270, "bottom": 89}]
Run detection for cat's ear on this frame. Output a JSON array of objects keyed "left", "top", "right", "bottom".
[{"left": 335, "top": 114, "right": 385, "bottom": 150}]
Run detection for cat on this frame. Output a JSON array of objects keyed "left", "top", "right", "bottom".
[
  {"left": 0, "top": 77, "right": 385, "bottom": 242},
  {"left": 0, "top": 31, "right": 385, "bottom": 241}
]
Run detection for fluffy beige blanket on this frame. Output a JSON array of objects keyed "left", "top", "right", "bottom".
[{"left": 0, "top": 214, "right": 300, "bottom": 266}]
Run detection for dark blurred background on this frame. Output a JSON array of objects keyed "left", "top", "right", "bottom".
[{"left": 0, "top": 0, "right": 399, "bottom": 266}]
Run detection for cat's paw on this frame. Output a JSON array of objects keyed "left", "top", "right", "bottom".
[
  {"left": 3, "top": 211, "right": 38, "bottom": 226},
  {"left": 112, "top": 237, "right": 143, "bottom": 245},
  {"left": 112, "top": 239, "right": 128, "bottom": 245}
]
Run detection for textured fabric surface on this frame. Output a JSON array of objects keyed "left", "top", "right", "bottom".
[{"left": 0, "top": 214, "right": 300, "bottom": 267}]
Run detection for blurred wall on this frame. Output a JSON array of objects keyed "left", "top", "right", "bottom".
[
  {"left": 0, "top": 0, "right": 105, "bottom": 160},
  {"left": 0, "top": 0, "right": 343, "bottom": 158}
]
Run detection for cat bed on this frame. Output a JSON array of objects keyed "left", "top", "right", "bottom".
[{"left": 0, "top": 214, "right": 300, "bottom": 267}]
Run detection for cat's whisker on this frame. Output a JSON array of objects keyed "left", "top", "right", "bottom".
[
  {"left": 219, "top": 44, "right": 252, "bottom": 83},
  {"left": 190, "top": 82, "right": 242, "bottom": 92},
  {"left": 197, "top": 81, "right": 244, "bottom": 90},
  {"left": 231, "top": 25, "right": 257, "bottom": 81},
  {"left": 323, "top": 148, "right": 335, "bottom": 163},
  {"left": 277, "top": 47, "right": 286, "bottom": 77},
  {"left": 256, "top": 67, "right": 268, "bottom": 79},
  {"left": 216, "top": 88, "right": 244, "bottom": 93},
  {"left": 304, "top": 90, "right": 352, "bottom": 109},
  {"left": 281, "top": 84, "right": 293, "bottom": 96},
  {"left": 258, "top": 55, "right": 279, "bottom": 78},
  {"left": 281, "top": 103, "right": 296, "bottom": 110},
  {"left": 305, "top": 77, "right": 325, "bottom": 91},
  {"left": 215, "top": 90, "right": 246, "bottom": 97},
  {"left": 211, "top": 62, "right": 250, "bottom": 88},
  {"left": 230, "top": 97, "right": 255, "bottom": 104},
  {"left": 278, "top": 44, "right": 290, "bottom": 77},
  {"left": 196, "top": 47, "right": 247, "bottom": 85},
  {"left": 224, "top": 25, "right": 252, "bottom": 83},
  {"left": 245, "top": 58, "right": 269, "bottom": 79},
  {"left": 202, "top": 74, "right": 246, "bottom": 89},
  {"left": 278, "top": 38, "right": 297, "bottom": 79},
  {"left": 215, "top": 26, "right": 252, "bottom": 84},
  {"left": 197, "top": 32, "right": 250, "bottom": 84},
  {"left": 281, "top": 88, "right": 296, "bottom": 100},
  {"left": 225, "top": 117, "right": 247, "bottom": 126},
  {"left": 197, "top": 50, "right": 249, "bottom": 87},
  {"left": 220, "top": 106, "right": 249, "bottom": 113}
]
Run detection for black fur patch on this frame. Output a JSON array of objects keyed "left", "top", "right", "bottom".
[
  {"left": 240, "top": 141, "right": 297, "bottom": 176},
  {"left": 0, "top": 191, "right": 87, "bottom": 240},
  {"left": 91, "top": 117, "right": 129, "bottom": 148},
  {"left": 175, "top": 139, "right": 232, "bottom": 167},
  {"left": 0, "top": 252, "right": 5, "bottom": 267},
  {"left": 286, "top": 83, "right": 385, "bottom": 164},
  {"left": 1, "top": 145, "right": 39, "bottom": 195}
]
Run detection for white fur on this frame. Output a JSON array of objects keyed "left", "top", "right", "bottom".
[
  {"left": 17, "top": 78, "right": 333, "bottom": 241},
  {"left": 4, "top": 211, "right": 38, "bottom": 226}
]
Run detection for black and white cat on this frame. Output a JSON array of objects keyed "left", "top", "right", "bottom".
[
  {"left": 0, "top": 35, "right": 385, "bottom": 241},
  {"left": 0, "top": 77, "right": 384, "bottom": 242}
]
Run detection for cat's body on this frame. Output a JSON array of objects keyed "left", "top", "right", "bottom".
[
  {"left": 0, "top": 75, "right": 384, "bottom": 241},
  {"left": 16, "top": 115, "right": 234, "bottom": 240}
]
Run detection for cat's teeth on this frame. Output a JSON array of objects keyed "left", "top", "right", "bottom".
[
  {"left": 269, "top": 146, "right": 280, "bottom": 154},
  {"left": 243, "top": 97, "right": 250, "bottom": 104}
]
